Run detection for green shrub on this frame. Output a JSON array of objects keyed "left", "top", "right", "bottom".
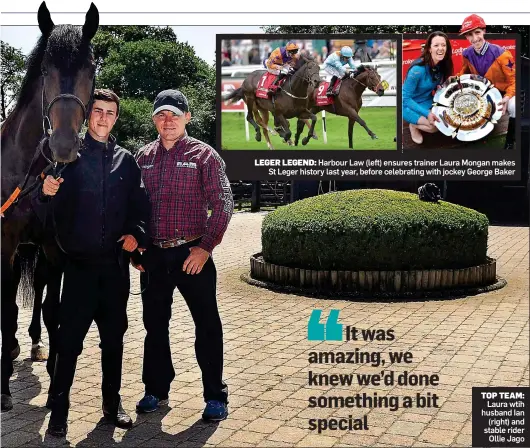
[{"left": 262, "top": 189, "right": 489, "bottom": 270}]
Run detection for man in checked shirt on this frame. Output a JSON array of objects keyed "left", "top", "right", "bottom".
[{"left": 133, "top": 90, "right": 234, "bottom": 421}]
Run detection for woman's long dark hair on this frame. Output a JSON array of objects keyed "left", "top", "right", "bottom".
[{"left": 408, "top": 31, "right": 453, "bottom": 84}]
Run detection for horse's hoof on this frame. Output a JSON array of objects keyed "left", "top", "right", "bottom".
[
  {"left": 31, "top": 342, "right": 48, "bottom": 362},
  {"left": 255, "top": 133, "right": 262, "bottom": 142},
  {"left": 1, "top": 394, "right": 13, "bottom": 412},
  {"left": 371, "top": 134, "right": 378, "bottom": 140},
  {"left": 10, "top": 344, "right": 20, "bottom": 361},
  {"left": 302, "top": 137, "right": 310, "bottom": 146},
  {"left": 285, "top": 140, "right": 294, "bottom": 146}
]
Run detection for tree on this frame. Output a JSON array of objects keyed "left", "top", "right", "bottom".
[
  {"left": 92, "top": 26, "right": 177, "bottom": 68},
  {"left": 262, "top": 25, "right": 528, "bottom": 58},
  {"left": 0, "top": 40, "right": 26, "bottom": 121},
  {"left": 97, "top": 40, "right": 211, "bottom": 99},
  {"left": 95, "top": 33, "right": 216, "bottom": 150}
]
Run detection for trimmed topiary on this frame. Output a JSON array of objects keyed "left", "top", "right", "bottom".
[{"left": 262, "top": 189, "right": 489, "bottom": 271}]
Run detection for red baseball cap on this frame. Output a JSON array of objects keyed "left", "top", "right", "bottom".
[{"left": 459, "top": 14, "right": 487, "bottom": 35}]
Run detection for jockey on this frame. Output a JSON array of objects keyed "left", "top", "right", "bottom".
[
  {"left": 457, "top": 14, "right": 517, "bottom": 149},
  {"left": 265, "top": 41, "right": 300, "bottom": 90},
  {"left": 323, "top": 46, "right": 358, "bottom": 96}
]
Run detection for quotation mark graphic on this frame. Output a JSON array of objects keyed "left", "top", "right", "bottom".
[{"left": 308, "top": 309, "right": 343, "bottom": 341}]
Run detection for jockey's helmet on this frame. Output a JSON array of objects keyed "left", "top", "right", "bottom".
[
  {"left": 286, "top": 41, "right": 299, "bottom": 55},
  {"left": 340, "top": 46, "right": 353, "bottom": 58}
]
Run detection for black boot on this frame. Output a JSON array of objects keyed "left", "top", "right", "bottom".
[
  {"left": 504, "top": 117, "right": 516, "bottom": 149},
  {"left": 326, "top": 76, "right": 338, "bottom": 96},
  {"left": 103, "top": 396, "right": 133, "bottom": 429}
]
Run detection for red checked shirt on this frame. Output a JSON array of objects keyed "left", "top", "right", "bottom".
[{"left": 136, "top": 135, "right": 233, "bottom": 254}]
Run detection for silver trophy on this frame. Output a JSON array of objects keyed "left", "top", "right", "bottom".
[{"left": 432, "top": 74, "right": 503, "bottom": 141}]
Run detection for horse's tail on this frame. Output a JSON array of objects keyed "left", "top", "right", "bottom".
[
  {"left": 223, "top": 87, "right": 244, "bottom": 105},
  {"left": 16, "top": 244, "right": 40, "bottom": 309}
]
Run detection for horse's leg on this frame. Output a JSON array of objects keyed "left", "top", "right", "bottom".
[
  {"left": 348, "top": 118, "right": 355, "bottom": 149},
  {"left": 29, "top": 248, "right": 48, "bottom": 361},
  {"left": 303, "top": 119, "right": 318, "bottom": 139},
  {"left": 1, "top": 249, "right": 21, "bottom": 411},
  {"left": 294, "top": 119, "right": 305, "bottom": 146},
  {"left": 277, "top": 115, "right": 293, "bottom": 145},
  {"left": 301, "top": 111, "right": 318, "bottom": 146},
  {"left": 348, "top": 108, "right": 378, "bottom": 140},
  {"left": 258, "top": 109, "right": 274, "bottom": 150},
  {"left": 245, "top": 97, "right": 262, "bottom": 142}
]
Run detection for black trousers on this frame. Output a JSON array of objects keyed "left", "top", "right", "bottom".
[
  {"left": 51, "top": 257, "right": 129, "bottom": 404},
  {"left": 140, "top": 241, "right": 228, "bottom": 403}
]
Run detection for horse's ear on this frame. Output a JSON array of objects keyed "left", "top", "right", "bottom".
[
  {"left": 82, "top": 2, "right": 99, "bottom": 42},
  {"left": 38, "top": 2, "right": 54, "bottom": 37}
]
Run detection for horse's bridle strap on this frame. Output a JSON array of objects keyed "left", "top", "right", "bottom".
[
  {"left": 1, "top": 187, "right": 22, "bottom": 215},
  {"left": 46, "top": 93, "right": 87, "bottom": 118}
]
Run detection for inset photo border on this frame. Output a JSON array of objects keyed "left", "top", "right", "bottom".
[
  {"left": 401, "top": 32, "right": 521, "bottom": 151},
  {"left": 216, "top": 34, "right": 401, "bottom": 154}
]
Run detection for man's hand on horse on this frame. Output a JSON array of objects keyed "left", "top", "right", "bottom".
[
  {"left": 182, "top": 246, "right": 210, "bottom": 275},
  {"left": 118, "top": 234, "right": 138, "bottom": 252},
  {"left": 42, "top": 175, "right": 64, "bottom": 196}
]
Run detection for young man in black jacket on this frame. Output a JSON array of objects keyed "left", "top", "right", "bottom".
[{"left": 31, "top": 89, "right": 150, "bottom": 437}]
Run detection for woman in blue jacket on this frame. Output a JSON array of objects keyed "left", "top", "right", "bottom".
[{"left": 403, "top": 32, "right": 453, "bottom": 145}]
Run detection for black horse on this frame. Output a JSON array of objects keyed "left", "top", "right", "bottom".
[
  {"left": 223, "top": 56, "right": 321, "bottom": 150},
  {"left": 0, "top": 2, "right": 99, "bottom": 411}
]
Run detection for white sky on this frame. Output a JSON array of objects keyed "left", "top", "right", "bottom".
[{"left": 0, "top": 25, "right": 264, "bottom": 63}]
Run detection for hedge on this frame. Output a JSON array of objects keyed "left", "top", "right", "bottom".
[{"left": 261, "top": 189, "right": 489, "bottom": 271}]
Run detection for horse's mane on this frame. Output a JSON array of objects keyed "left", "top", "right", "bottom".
[{"left": 10, "top": 25, "right": 93, "bottom": 116}]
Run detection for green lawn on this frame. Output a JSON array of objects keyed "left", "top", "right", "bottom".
[{"left": 221, "top": 107, "right": 397, "bottom": 150}]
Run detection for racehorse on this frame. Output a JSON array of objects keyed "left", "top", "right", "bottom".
[
  {"left": 223, "top": 56, "right": 321, "bottom": 150},
  {"left": 295, "top": 65, "right": 386, "bottom": 149},
  {"left": 0, "top": 2, "right": 99, "bottom": 411}
]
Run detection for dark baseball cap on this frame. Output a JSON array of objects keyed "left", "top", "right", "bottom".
[{"left": 152, "top": 89, "right": 189, "bottom": 116}]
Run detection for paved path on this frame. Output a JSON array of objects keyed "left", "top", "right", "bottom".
[{"left": 2, "top": 213, "right": 528, "bottom": 447}]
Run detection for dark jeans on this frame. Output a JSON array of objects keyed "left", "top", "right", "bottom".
[
  {"left": 51, "top": 257, "right": 129, "bottom": 404},
  {"left": 140, "top": 241, "right": 228, "bottom": 403}
]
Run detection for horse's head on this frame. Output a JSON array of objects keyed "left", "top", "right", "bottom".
[
  {"left": 355, "top": 65, "right": 386, "bottom": 97},
  {"left": 296, "top": 56, "right": 321, "bottom": 88},
  {"left": 38, "top": 2, "right": 99, "bottom": 163}
]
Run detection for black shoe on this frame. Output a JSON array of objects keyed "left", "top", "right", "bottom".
[
  {"left": 103, "top": 399, "right": 133, "bottom": 429},
  {"left": 46, "top": 422, "right": 68, "bottom": 438},
  {"left": 1, "top": 394, "right": 13, "bottom": 412}
]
